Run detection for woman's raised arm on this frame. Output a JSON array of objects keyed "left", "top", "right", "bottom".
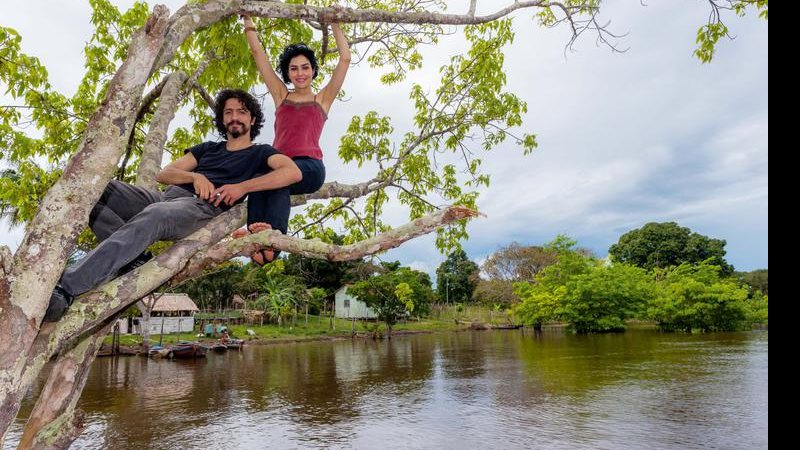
[
  {"left": 318, "top": 23, "right": 351, "bottom": 113},
  {"left": 242, "top": 15, "right": 288, "bottom": 108}
]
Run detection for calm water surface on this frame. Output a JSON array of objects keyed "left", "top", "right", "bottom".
[{"left": 7, "top": 329, "right": 767, "bottom": 449}]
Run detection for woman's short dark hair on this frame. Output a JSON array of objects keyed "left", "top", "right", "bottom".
[
  {"left": 277, "top": 43, "right": 319, "bottom": 84},
  {"left": 213, "top": 89, "right": 264, "bottom": 140}
]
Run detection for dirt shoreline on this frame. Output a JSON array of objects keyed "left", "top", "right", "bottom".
[{"left": 99, "top": 328, "right": 449, "bottom": 356}]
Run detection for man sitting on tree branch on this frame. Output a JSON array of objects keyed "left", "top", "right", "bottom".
[{"left": 44, "top": 89, "right": 302, "bottom": 322}]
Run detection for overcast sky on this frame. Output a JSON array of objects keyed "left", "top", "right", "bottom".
[{"left": 1, "top": 1, "right": 768, "bottom": 277}]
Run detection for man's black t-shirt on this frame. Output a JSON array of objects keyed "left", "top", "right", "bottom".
[{"left": 177, "top": 141, "right": 280, "bottom": 199}]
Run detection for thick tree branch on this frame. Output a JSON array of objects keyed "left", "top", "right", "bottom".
[
  {"left": 175, "top": 205, "right": 480, "bottom": 284},
  {"left": 117, "top": 73, "right": 171, "bottom": 179},
  {"left": 156, "top": 0, "right": 591, "bottom": 72},
  {"left": 18, "top": 321, "right": 115, "bottom": 450},
  {"left": 25, "top": 203, "right": 476, "bottom": 373},
  {"left": 136, "top": 71, "right": 188, "bottom": 189}
]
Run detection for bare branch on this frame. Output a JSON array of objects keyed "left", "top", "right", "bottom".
[
  {"left": 294, "top": 178, "right": 388, "bottom": 204},
  {"left": 135, "top": 77, "right": 170, "bottom": 124},
  {"left": 0, "top": 104, "right": 87, "bottom": 124},
  {"left": 292, "top": 197, "right": 357, "bottom": 237},
  {"left": 136, "top": 71, "right": 188, "bottom": 189},
  {"left": 192, "top": 83, "right": 216, "bottom": 110},
  {"left": 174, "top": 205, "right": 480, "bottom": 283}
]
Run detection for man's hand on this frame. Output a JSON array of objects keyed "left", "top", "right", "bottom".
[
  {"left": 211, "top": 183, "right": 247, "bottom": 207},
  {"left": 192, "top": 173, "right": 215, "bottom": 201}
]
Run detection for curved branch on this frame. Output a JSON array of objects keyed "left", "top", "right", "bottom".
[
  {"left": 156, "top": 0, "right": 601, "bottom": 72},
  {"left": 174, "top": 205, "right": 480, "bottom": 283},
  {"left": 293, "top": 178, "right": 389, "bottom": 205},
  {"left": 136, "top": 71, "right": 188, "bottom": 189}
]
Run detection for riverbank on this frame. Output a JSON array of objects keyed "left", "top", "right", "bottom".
[{"left": 101, "top": 315, "right": 503, "bottom": 355}]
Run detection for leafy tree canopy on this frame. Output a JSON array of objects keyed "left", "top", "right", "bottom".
[
  {"left": 608, "top": 222, "right": 734, "bottom": 275},
  {"left": 435, "top": 248, "right": 479, "bottom": 303}
]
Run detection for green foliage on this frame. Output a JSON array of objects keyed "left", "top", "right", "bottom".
[
  {"left": 743, "top": 291, "right": 768, "bottom": 325},
  {"left": 511, "top": 234, "right": 762, "bottom": 334},
  {"left": 331, "top": 17, "right": 538, "bottom": 251},
  {"left": 736, "top": 268, "right": 768, "bottom": 296},
  {"left": 561, "top": 263, "right": 655, "bottom": 333},
  {"left": 513, "top": 235, "right": 595, "bottom": 327},
  {"left": 1, "top": 26, "right": 77, "bottom": 225},
  {"left": 435, "top": 249, "right": 479, "bottom": 303},
  {"left": 246, "top": 261, "right": 308, "bottom": 325},
  {"left": 694, "top": 0, "right": 768, "bottom": 63},
  {"left": 646, "top": 262, "right": 751, "bottom": 332},
  {"left": 694, "top": 22, "right": 729, "bottom": 64},
  {"left": 539, "top": 235, "right": 597, "bottom": 287},
  {"left": 349, "top": 266, "right": 435, "bottom": 332},
  {"left": 609, "top": 222, "right": 733, "bottom": 275},
  {"left": 514, "top": 282, "right": 565, "bottom": 328},
  {"left": 171, "top": 262, "right": 245, "bottom": 311}
]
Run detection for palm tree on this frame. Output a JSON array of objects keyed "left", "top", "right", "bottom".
[{"left": 261, "top": 277, "right": 299, "bottom": 326}]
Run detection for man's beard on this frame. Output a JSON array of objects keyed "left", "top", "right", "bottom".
[{"left": 226, "top": 121, "right": 249, "bottom": 138}]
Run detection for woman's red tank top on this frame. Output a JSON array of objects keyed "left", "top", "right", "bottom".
[{"left": 272, "top": 96, "right": 326, "bottom": 160}]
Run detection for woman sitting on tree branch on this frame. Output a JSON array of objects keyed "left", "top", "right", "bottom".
[{"left": 233, "top": 14, "right": 352, "bottom": 265}]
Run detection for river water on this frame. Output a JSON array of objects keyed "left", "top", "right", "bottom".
[{"left": 6, "top": 329, "right": 767, "bottom": 449}]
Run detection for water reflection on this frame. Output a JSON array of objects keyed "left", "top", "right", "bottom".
[{"left": 6, "top": 330, "right": 767, "bottom": 449}]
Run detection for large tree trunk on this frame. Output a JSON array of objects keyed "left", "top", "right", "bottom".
[
  {"left": 11, "top": 64, "right": 191, "bottom": 445},
  {"left": 137, "top": 296, "right": 162, "bottom": 352},
  {"left": 0, "top": 7, "right": 171, "bottom": 441}
]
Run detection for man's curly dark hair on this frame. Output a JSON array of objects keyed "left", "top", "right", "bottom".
[
  {"left": 213, "top": 89, "right": 264, "bottom": 140},
  {"left": 277, "top": 43, "right": 319, "bottom": 84}
]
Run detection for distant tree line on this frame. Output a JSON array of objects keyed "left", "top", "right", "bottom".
[{"left": 171, "top": 223, "right": 767, "bottom": 334}]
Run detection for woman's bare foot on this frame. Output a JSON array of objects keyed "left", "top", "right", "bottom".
[{"left": 231, "top": 222, "right": 275, "bottom": 266}]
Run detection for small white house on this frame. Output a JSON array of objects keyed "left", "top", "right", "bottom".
[
  {"left": 334, "top": 285, "right": 377, "bottom": 319},
  {"left": 132, "top": 293, "right": 199, "bottom": 334}
]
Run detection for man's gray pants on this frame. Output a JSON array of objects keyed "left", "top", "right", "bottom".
[{"left": 60, "top": 180, "right": 224, "bottom": 296}]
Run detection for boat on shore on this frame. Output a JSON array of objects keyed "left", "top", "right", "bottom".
[{"left": 170, "top": 341, "right": 207, "bottom": 358}]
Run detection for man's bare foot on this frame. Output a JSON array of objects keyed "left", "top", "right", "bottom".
[{"left": 231, "top": 222, "right": 275, "bottom": 266}]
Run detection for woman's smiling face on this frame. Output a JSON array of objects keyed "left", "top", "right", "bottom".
[{"left": 288, "top": 55, "right": 313, "bottom": 88}]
